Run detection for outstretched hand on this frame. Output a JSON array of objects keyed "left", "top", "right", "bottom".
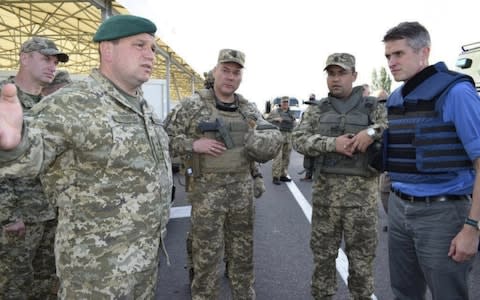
[{"left": 0, "top": 83, "right": 23, "bottom": 150}]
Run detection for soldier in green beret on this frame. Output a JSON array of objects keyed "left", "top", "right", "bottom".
[
  {"left": 0, "top": 14, "right": 172, "bottom": 299},
  {"left": 0, "top": 36, "right": 68, "bottom": 299}
]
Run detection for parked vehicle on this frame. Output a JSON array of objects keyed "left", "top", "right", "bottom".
[
  {"left": 455, "top": 41, "right": 480, "bottom": 92},
  {"left": 264, "top": 96, "right": 303, "bottom": 120}
]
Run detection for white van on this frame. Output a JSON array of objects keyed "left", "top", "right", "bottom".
[{"left": 455, "top": 42, "right": 480, "bottom": 92}]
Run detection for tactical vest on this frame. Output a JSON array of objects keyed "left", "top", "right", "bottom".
[
  {"left": 314, "top": 93, "right": 377, "bottom": 177},
  {"left": 386, "top": 62, "right": 474, "bottom": 183},
  {"left": 276, "top": 108, "right": 295, "bottom": 131},
  {"left": 196, "top": 90, "right": 251, "bottom": 174}
]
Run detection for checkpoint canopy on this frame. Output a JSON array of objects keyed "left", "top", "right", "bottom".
[{"left": 0, "top": 0, "right": 204, "bottom": 104}]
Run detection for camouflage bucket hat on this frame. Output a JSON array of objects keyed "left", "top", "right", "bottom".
[
  {"left": 20, "top": 37, "right": 69, "bottom": 63},
  {"left": 51, "top": 70, "right": 72, "bottom": 85},
  {"left": 324, "top": 52, "right": 355, "bottom": 70},
  {"left": 244, "top": 119, "right": 282, "bottom": 163},
  {"left": 218, "top": 49, "right": 245, "bottom": 68}
]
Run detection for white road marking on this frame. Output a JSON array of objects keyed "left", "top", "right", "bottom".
[
  {"left": 285, "top": 179, "right": 312, "bottom": 222},
  {"left": 169, "top": 205, "right": 191, "bottom": 219}
]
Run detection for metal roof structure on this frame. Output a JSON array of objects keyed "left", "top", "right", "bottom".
[{"left": 0, "top": 0, "right": 204, "bottom": 101}]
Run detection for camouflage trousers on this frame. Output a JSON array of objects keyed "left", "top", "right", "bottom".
[
  {"left": 186, "top": 222, "right": 231, "bottom": 277},
  {"left": 59, "top": 268, "right": 158, "bottom": 300},
  {"left": 310, "top": 201, "right": 377, "bottom": 300},
  {"left": 272, "top": 131, "right": 292, "bottom": 178},
  {"left": 0, "top": 218, "right": 58, "bottom": 300},
  {"left": 189, "top": 179, "right": 255, "bottom": 300}
]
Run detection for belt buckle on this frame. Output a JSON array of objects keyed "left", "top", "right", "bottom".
[
  {"left": 436, "top": 196, "right": 448, "bottom": 202},
  {"left": 425, "top": 196, "right": 449, "bottom": 203}
]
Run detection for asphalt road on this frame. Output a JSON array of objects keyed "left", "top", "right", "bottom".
[{"left": 156, "top": 151, "right": 480, "bottom": 300}]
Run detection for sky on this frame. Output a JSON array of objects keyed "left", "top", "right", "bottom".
[{"left": 118, "top": 0, "right": 479, "bottom": 108}]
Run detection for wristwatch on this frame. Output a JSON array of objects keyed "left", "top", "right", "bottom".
[
  {"left": 367, "top": 128, "right": 376, "bottom": 138},
  {"left": 465, "top": 217, "right": 480, "bottom": 230}
]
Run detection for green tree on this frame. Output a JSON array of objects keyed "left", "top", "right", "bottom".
[{"left": 371, "top": 67, "right": 392, "bottom": 94}]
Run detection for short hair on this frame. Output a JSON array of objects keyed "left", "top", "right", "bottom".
[{"left": 382, "top": 21, "right": 431, "bottom": 52}]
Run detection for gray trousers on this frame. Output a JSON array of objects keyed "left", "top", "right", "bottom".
[{"left": 388, "top": 192, "right": 473, "bottom": 300}]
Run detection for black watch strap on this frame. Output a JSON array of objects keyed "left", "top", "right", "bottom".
[{"left": 465, "top": 217, "right": 479, "bottom": 230}]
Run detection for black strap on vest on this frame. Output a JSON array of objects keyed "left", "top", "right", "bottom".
[{"left": 215, "top": 93, "right": 239, "bottom": 112}]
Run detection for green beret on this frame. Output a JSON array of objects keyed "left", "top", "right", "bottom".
[{"left": 93, "top": 15, "right": 157, "bottom": 42}]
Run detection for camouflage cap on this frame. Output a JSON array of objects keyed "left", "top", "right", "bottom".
[
  {"left": 217, "top": 49, "right": 245, "bottom": 68},
  {"left": 51, "top": 70, "right": 72, "bottom": 85},
  {"left": 93, "top": 14, "right": 156, "bottom": 42},
  {"left": 20, "top": 37, "right": 69, "bottom": 63},
  {"left": 324, "top": 53, "right": 355, "bottom": 71},
  {"left": 281, "top": 96, "right": 289, "bottom": 102}
]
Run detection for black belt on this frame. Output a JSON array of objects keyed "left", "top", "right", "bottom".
[{"left": 391, "top": 188, "right": 469, "bottom": 203}]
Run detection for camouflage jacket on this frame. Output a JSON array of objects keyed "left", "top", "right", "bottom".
[
  {"left": 0, "top": 77, "right": 55, "bottom": 224},
  {"left": 164, "top": 88, "right": 261, "bottom": 185},
  {"left": 0, "top": 69, "right": 173, "bottom": 280}
]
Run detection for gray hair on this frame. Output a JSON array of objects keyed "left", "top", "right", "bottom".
[{"left": 382, "top": 21, "right": 431, "bottom": 52}]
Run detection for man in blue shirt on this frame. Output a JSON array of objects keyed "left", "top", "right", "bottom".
[{"left": 383, "top": 21, "right": 480, "bottom": 300}]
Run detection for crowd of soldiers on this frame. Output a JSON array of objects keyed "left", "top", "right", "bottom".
[{"left": 0, "top": 14, "right": 479, "bottom": 300}]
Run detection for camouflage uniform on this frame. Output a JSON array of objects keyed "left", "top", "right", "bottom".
[
  {"left": 181, "top": 70, "right": 266, "bottom": 282},
  {"left": 292, "top": 82, "right": 387, "bottom": 299},
  {"left": 164, "top": 88, "right": 263, "bottom": 300},
  {"left": 266, "top": 104, "right": 296, "bottom": 180},
  {"left": 0, "top": 69, "right": 173, "bottom": 299},
  {"left": 0, "top": 77, "right": 58, "bottom": 300}
]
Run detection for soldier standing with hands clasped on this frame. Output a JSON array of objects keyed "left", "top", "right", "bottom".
[
  {"left": 293, "top": 52, "right": 387, "bottom": 300},
  {"left": 0, "top": 15, "right": 172, "bottom": 299},
  {"left": 164, "top": 49, "right": 281, "bottom": 300}
]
